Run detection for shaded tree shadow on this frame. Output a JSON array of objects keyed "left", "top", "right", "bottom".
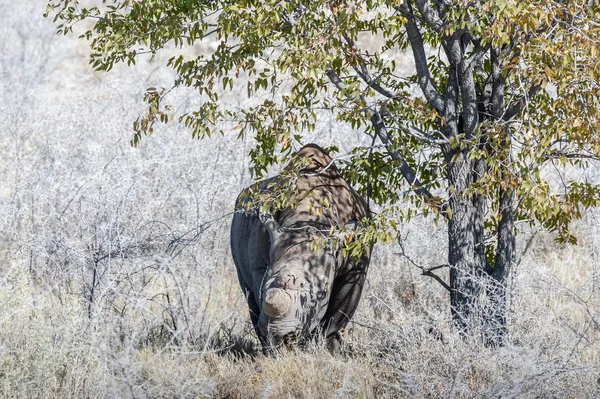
[{"left": 202, "top": 326, "right": 262, "bottom": 360}]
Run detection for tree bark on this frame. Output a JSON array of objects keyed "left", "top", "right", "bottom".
[
  {"left": 447, "top": 151, "right": 486, "bottom": 331},
  {"left": 484, "top": 187, "right": 514, "bottom": 346},
  {"left": 448, "top": 150, "right": 512, "bottom": 345},
  {"left": 483, "top": 48, "right": 514, "bottom": 346}
]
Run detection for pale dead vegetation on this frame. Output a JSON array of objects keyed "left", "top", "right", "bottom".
[{"left": 1, "top": 2, "right": 599, "bottom": 398}]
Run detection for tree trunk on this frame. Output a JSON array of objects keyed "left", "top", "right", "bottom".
[
  {"left": 484, "top": 49, "right": 514, "bottom": 346},
  {"left": 447, "top": 151, "right": 487, "bottom": 331},
  {"left": 485, "top": 182, "right": 515, "bottom": 346},
  {"left": 447, "top": 150, "right": 512, "bottom": 346}
]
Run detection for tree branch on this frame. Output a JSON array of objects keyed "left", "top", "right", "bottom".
[
  {"left": 414, "top": 0, "right": 445, "bottom": 32},
  {"left": 441, "top": 41, "right": 460, "bottom": 139},
  {"left": 397, "top": 2, "right": 445, "bottom": 113},
  {"left": 371, "top": 110, "right": 445, "bottom": 211},
  {"left": 457, "top": 47, "right": 482, "bottom": 139},
  {"left": 342, "top": 35, "right": 400, "bottom": 100},
  {"left": 325, "top": 68, "right": 347, "bottom": 91},
  {"left": 544, "top": 151, "right": 600, "bottom": 161},
  {"left": 431, "top": 0, "right": 449, "bottom": 14},
  {"left": 398, "top": 236, "right": 451, "bottom": 292},
  {"left": 490, "top": 48, "right": 504, "bottom": 119},
  {"left": 386, "top": 115, "right": 449, "bottom": 145},
  {"left": 503, "top": 85, "right": 540, "bottom": 121},
  {"left": 422, "top": 267, "right": 452, "bottom": 292}
]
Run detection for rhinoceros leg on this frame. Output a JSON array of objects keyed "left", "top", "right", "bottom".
[
  {"left": 239, "top": 283, "right": 270, "bottom": 350},
  {"left": 320, "top": 259, "right": 368, "bottom": 352}
]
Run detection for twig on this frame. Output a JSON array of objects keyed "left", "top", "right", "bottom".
[
  {"left": 397, "top": 236, "right": 452, "bottom": 292},
  {"left": 347, "top": 319, "right": 389, "bottom": 333}
]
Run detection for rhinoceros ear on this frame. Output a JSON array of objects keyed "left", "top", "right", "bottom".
[
  {"left": 342, "top": 220, "right": 358, "bottom": 243},
  {"left": 331, "top": 220, "right": 358, "bottom": 246},
  {"left": 344, "top": 220, "right": 358, "bottom": 231},
  {"left": 258, "top": 212, "right": 283, "bottom": 243}
]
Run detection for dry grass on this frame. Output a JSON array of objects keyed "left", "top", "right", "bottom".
[{"left": 1, "top": 2, "right": 599, "bottom": 398}]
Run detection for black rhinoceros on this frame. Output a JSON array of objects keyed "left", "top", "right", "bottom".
[{"left": 230, "top": 144, "right": 371, "bottom": 352}]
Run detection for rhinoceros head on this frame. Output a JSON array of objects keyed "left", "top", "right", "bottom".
[{"left": 257, "top": 213, "right": 339, "bottom": 343}]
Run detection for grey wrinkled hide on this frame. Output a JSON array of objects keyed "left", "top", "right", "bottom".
[{"left": 230, "top": 144, "right": 371, "bottom": 352}]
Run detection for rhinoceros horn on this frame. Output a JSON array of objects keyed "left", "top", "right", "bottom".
[{"left": 262, "top": 287, "right": 292, "bottom": 318}]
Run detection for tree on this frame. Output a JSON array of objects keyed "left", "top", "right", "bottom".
[{"left": 46, "top": 0, "right": 600, "bottom": 345}]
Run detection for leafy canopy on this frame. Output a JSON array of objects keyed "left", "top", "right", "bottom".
[{"left": 46, "top": 0, "right": 600, "bottom": 249}]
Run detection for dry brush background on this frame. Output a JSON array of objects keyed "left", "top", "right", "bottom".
[{"left": 1, "top": 1, "right": 599, "bottom": 398}]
